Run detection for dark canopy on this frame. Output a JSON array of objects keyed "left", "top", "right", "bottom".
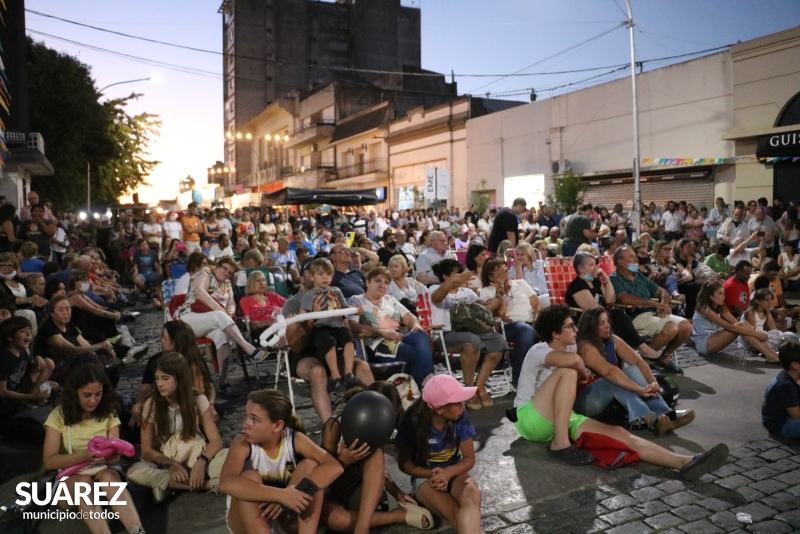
[{"left": 261, "top": 187, "right": 379, "bottom": 207}]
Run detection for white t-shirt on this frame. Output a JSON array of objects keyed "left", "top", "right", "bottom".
[
  {"left": 479, "top": 278, "right": 536, "bottom": 323},
  {"left": 209, "top": 244, "right": 234, "bottom": 259},
  {"left": 514, "top": 342, "right": 577, "bottom": 407},
  {"left": 51, "top": 227, "right": 68, "bottom": 253},
  {"left": 174, "top": 272, "right": 191, "bottom": 295},
  {"left": 218, "top": 218, "right": 233, "bottom": 237},
  {"left": 347, "top": 294, "right": 410, "bottom": 351},
  {"left": 163, "top": 220, "right": 183, "bottom": 240},
  {"left": 428, "top": 285, "right": 479, "bottom": 332}
]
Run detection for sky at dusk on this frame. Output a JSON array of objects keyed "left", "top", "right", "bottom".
[{"left": 23, "top": 0, "right": 800, "bottom": 205}]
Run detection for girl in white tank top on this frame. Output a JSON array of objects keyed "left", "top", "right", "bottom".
[{"left": 222, "top": 390, "right": 344, "bottom": 534}]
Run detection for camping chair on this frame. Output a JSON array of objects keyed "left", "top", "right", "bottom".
[
  {"left": 168, "top": 294, "right": 250, "bottom": 381},
  {"left": 239, "top": 315, "right": 297, "bottom": 410},
  {"left": 416, "top": 292, "right": 460, "bottom": 379}
]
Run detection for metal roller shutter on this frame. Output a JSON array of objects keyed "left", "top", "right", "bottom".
[
  {"left": 583, "top": 171, "right": 714, "bottom": 211},
  {"left": 774, "top": 163, "right": 800, "bottom": 202}
]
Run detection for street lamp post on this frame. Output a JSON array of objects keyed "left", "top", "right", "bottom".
[{"left": 90, "top": 76, "right": 158, "bottom": 213}]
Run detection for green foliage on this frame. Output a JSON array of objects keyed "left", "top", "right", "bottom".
[
  {"left": 26, "top": 38, "right": 160, "bottom": 210},
  {"left": 470, "top": 179, "right": 491, "bottom": 215},
  {"left": 546, "top": 170, "right": 586, "bottom": 215}
]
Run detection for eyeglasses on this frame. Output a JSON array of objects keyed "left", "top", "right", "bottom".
[{"left": 561, "top": 323, "right": 578, "bottom": 331}]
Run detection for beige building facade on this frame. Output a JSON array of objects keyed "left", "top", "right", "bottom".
[{"left": 466, "top": 26, "right": 800, "bottom": 211}]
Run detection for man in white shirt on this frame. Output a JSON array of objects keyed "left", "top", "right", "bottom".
[
  {"left": 216, "top": 208, "right": 233, "bottom": 237},
  {"left": 512, "top": 305, "right": 729, "bottom": 477},
  {"left": 747, "top": 207, "right": 776, "bottom": 243},
  {"left": 706, "top": 197, "right": 731, "bottom": 244},
  {"left": 717, "top": 207, "right": 750, "bottom": 244},
  {"left": 659, "top": 201, "right": 684, "bottom": 242},
  {"left": 395, "top": 229, "right": 416, "bottom": 264},
  {"left": 415, "top": 231, "right": 454, "bottom": 284}
]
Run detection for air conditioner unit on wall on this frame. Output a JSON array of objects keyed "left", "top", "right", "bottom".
[{"left": 551, "top": 159, "right": 572, "bottom": 174}]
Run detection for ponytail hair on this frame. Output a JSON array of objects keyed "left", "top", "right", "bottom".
[
  {"left": 247, "top": 389, "right": 304, "bottom": 434},
  {"left": 399, "top": 397, "right": 454, "bottom": 468}
]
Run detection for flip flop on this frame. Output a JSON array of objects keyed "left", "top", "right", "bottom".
[
  {"left": 547, "top": 444, "right": 595, "bottom": 466},
  {"left": 465, "top": 394, "right": 483, "bottom": 410},
  {"left": 399, "top": 502, "right": 435, "bottom": 530},
  {"left": 478, "top": 391, "right": 494, "bottom": 407},
  {"left": 680, "top": 443, "right": 729, "bottom": 481}
]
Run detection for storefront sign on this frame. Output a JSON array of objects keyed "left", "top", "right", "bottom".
[{"left": 757, "top": 129, "right": 800, "bottom": 158}]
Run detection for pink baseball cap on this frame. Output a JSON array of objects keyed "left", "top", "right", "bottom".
[{"left": 422, "top": 375, "right": 477, "bottom": 409}]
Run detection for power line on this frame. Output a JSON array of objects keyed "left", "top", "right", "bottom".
[{"left": 465, "top": 21, "right": 627, "bottom": 94}]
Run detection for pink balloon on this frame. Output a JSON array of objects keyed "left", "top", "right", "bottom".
[
  {"left": 57, "top": 437, "right": 135, "bottom": 481},
  {"left": 57, "top": 461, "right": 91, "bottom": 481}
]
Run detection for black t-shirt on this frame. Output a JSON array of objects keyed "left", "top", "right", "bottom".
[
  {"left": 565, "top": 276, "right": 605, "bottom": 308},
  {"left": 762, "top": 370, "right": 800, "bottom": 436},
  {"left": 487, "top": 208, "right": 519, "bottom": 253},
  {"left": 141, "top": 351, "right": 165, "bottom": 386},
  {"left": 20, "top": 219, "right": 52, "bottom": 256},
  {"left": 377, "top": 246, "right": 408, "bottom": 268},
  {"left": 0, "top": 347, "right": 34, "bottom": 392},
  {"left": 332, "top": 269, "right": 366, "bottom": 299},
  {"left": 35, "top": 319, "right": 82, "bottom": 362}
]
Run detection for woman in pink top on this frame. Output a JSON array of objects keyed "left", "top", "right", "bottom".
[
  {"left": 683, "top": 207, "right": 705, "bottom": 242},
  {"left": 238, "top": 270, "right": 286, "bottom": 340}
]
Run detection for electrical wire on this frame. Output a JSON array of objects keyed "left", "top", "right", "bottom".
[{"left": 465, "top": 21, "right": 627, "bottom": 94}]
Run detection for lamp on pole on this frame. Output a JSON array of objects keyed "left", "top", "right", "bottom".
[
  {"left": 624, "top": 0, "right": 642, "bottom": 240},
  {"left": 90, "top": 76, "right": 159, "bottom": 213},
  {"left": 225, "top": 131, "right": 290, "bottom": 193}
]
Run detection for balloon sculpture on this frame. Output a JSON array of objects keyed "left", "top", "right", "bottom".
[
  {"left": 258, "top": 307, "right": 360, "bottom": 348},
  {"left": 57, "top": 436, "right": 136, "bottom": 480}
]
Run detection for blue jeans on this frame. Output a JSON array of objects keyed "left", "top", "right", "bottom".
[
  {"left": 664, "top": 274, "right": 679, "bottom": 295},
  {"left": 780, "top": 417, "right": 800, "bottom": 439},
  {"left": 562, "top": 244, "right": 578, "bottom": 257},
  {"left": 574, "top": 366, "right": 670, "bottom": 423},
  {"left": 372, "top": 330, "right": 434, "bottom": 387},
  {"left": 504, "top": 321, "right": 537, "bottom": 385}
]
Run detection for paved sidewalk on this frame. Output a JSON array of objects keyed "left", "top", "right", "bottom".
[{"left": 2, "top": 305, "right": 799, "bottom": 533}]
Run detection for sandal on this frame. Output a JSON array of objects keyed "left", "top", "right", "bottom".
[
  {"left": 399, "top": 502, "right": 435, "bottom": 530},
  {"left": 478, "top": 390, "right": 494, "bottom": 407},
  {"left": 465, "top": 394, "right": 483, "bottom": 410},
  {"left": 547, "top": 444, "right": 594, "bottom": 466}
]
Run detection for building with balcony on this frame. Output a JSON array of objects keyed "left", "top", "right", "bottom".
[{"left": 219, "top": 0, "right": 421, "bottom": 187}]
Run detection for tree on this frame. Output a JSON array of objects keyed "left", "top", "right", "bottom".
[
  {"left": 26, "top": 38, "right": 160, "bottom": 210},
  {"left": 547, "top": 170, "right": 586, "bottom": 216},
  {"left": 469, "top": 179, "right": 491, "bottom": 216}
]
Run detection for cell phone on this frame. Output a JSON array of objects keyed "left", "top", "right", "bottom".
[
  {"left": 757, "top": 231, "right": 765, "bottom": 237},
  {"left": 294, "top": 478, "right": 319, "bottom": 496}
]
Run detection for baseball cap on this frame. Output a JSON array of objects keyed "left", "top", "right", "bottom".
[{"left": 422, "top": 375, "right": 477, "bottom": 409}]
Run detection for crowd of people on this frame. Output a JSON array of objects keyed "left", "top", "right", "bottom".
[{"left": 1, "top": 190, "right": 799, "bottom": 534}]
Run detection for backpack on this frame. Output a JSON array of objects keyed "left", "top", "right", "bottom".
[
  {"left": 387, "top": 373, "right": 421, "bottom": 410},
  {"left": 449, "top": 301, "right": 496, "bottom": 334},
  {"left": 574, "top": 432, "right": 640, "bottom": 469}
]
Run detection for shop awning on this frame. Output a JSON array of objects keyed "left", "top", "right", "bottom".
[{"left": 260, "top": 187, "right": 379, "bottom": 206}]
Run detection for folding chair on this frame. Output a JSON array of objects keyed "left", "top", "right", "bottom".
[
  {"left": 241, "top": 317, "right": 296, "bottom": 410},
  {"left": 416, "top": 292, "right": 460, "bottom": 379},
  {"left": 544, "top": 257, "right": 575, "bottom": 305},
  {"left": 168, "top": 294, "right": 250, "bottom": 381},
  {"left": 161, "top": 279, "right": 176, "bottom": 324}
]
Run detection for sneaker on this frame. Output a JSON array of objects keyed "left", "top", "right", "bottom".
[
  {"left": 343, "top": 373, "right": 361, "bottom": 389},
  {"left": 670, "top": 292, "right": 686, "bottom": 305},
  {"left": 152, "top": 486, "right": 173, "bottom": 504},
  {"left": 250, "top": 349, "right": 268, "bottom": 362},
  {"left": 129, "top": 344, "right": 149, "bottom": 361}
]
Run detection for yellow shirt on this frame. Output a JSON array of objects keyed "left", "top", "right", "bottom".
[{"left": 44, "top": 406, "right": 120, "bottom": 454}]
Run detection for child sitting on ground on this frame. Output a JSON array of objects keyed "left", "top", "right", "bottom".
[
  {"left": 220, "top": 389, "right": 343, "bottom": 534},
  {"left": 0, "top": 316, "right": 56, "bottom": 422},
  {"left": 300, "top": 258, "right": 362, "bottom": 394},
  {"left": 762, "top": 340, "right": 800, "bottom": 439},
  {"left": 396, "top": 374, "right": 485, "bottom": 534},
  {"left": 739, "top": 288, "right": 782, "bottom": 362}
]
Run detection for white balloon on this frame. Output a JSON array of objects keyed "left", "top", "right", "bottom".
[{"left": 258, "top": 307, "right": 360, "bottom": 348}]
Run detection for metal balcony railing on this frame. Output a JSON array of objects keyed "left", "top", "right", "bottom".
[
  {"left": 335, "top": 158, "right": 387, "bottom": 180},
  {"left": 290, "top": 119, "right": 335, "bottom": 136}
]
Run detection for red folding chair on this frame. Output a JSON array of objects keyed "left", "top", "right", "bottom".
[{"left": 169, "top": 294, "right": 249, "bottom": 380}]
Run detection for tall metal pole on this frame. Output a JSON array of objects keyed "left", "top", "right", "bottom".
[
  {"left": 87, "top": 162, "right": 91, "bottom": 213},
  {"left": 625, "top": 0, "right": 642, "bottom": 240}
]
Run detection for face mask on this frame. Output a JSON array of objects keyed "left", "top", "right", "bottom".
[
  {"left": 583, "top": 273, "right": 595, "bottom": 282},
  {"left": 638, "top": 256, "right": 651, "bottom": 265},
  {"left": 79, "top": 282, "right": 91, "bottom": 292},
  {"left": 0, "top": 270, "right": 16, "bottom": 280},
  {"left": 627, "top": 263, "right": 640, "bottom": 273}
]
